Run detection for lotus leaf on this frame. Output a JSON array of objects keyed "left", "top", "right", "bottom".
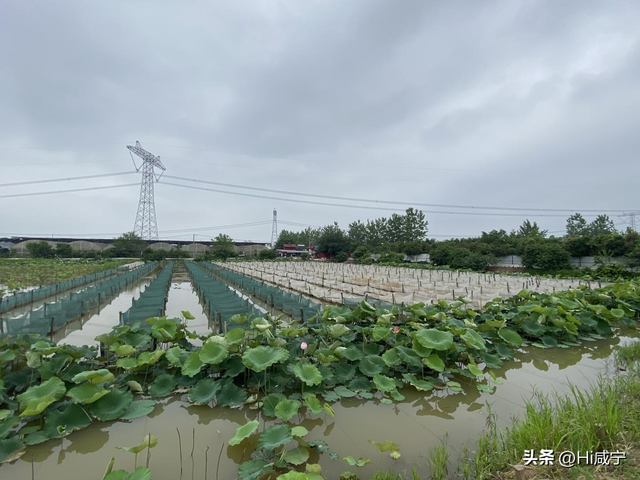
[
  {"left": 348, "top": 377, "right": 373, "bottom": 391},
  {"left": 368, "top": 438, "right": 399, "bottom": 452},
  {"left": 498, "top": 328, "right": 522, "bottom": 346},
  {"left": 411, "top": 337, "right": 433, "bottom": 357},
  {"left": 67, "top": 383, "right": 110, "bottom": 404},
  {"left": 414, "top": 328, "right": 454, "bottom": 351},
  {"left": 291, "top": 426, "right": 308, "bottom": 437},
  {"left": 44, "top": 403, "right": 92, "bottom": 437},
  {"left": 284, "top": 446, "right": 310, "bottom": 465},
  {"left": 333, "top": 386, "right": 357, "bottom": 397},
  {"left": 237, "top": 459, "right": 274, "bottom": 480},
  {"left": 165, "top": 346, "right": 185, "bottom": 367},
  {"left": 89, "top": 388, "right": 133, "bottom": 421},
  {"left": 225, "top": 328, "right": 247, "bottom": 344},
  {"left": 372, "top": 374, "right": 396, "bottom": 393},
  {"left": 341, "top": 346, "right": 364, "bottom": 361},
  {"left": 395, "top": 345, "right": 422, "bottom": 367},
  {"left": 302, "top": 394, "right": 323, "bottom": 415},
  {"left": 402, "top": 373, "right": 433, "bottom": 392},
  {"left": 114, "top": 345, "right": 136, "bottom": 356},
  {"left": 148, "top": 374, "right": 177, "bottom": 398},
  {"left": 293, "top": 363, "right": 323, "bottom": 387},
  {"left": 344, "top": 456, "right": 371, "bottom": 467},
  {"left": 17, "top": 376, "right": 66, "bottom": 416},
  {"left": 121, "top": 400, "right": 156, "bottom": 420},
  {"left": 181, "top": 310, "right": 195, "bottom": 320},
  {"left": 358, "top": 355, "right": 386, "bottom": 377},
  {"left": 199, "top": 341, "right": 229, "bottom": 365},
  {"left": 217, "top": 382, "right": 247, "bottom": 407},
  {"left": 423, "top": 353, "right": 445, "bottom": 373},
  {"left": 467, "top": 364, "right": 484, "bottom": 378},
  {"left": 188, "top": 378, "right": 221, "bottom": 405},
  {"left": 116, "top": 358, "right": 138, "bottom": 370},
  {"left": 251, "top": 317, "right": 272, "bottom": 332},
  {"left": 275, "top": 398, "right": 301, "bottom": 421},
  {"left": 0, "top": 437, "right": 25, "bottom": 463},
  {"left": 460, "top": 329, "right": 487, "bottom": 350},
  {"left": 242, "top": 346, "right": 289, "bottom": 372},
  {"left": 263, "top": 393, "right": 286, "bottom": 417},
  {"left": 328, "top": 324, "right": 350, "bottom": 338},
  {"left": 117, "top": 433, "right": 158, "bottom": 454},
  {"left": 495, "top": 343, "right": 514, "bottom": 359},
  {"left": 229, "top": 420, "right": 259, "bottom": 446},
  {"left": 181, "top": 351, "right": 204, "bottom": 377},
  {"left": 137, "top": 349, "right": 165, "bottom": 366},
  {"left": 258, "top": 424, "right": 293, "bottom": 450}
]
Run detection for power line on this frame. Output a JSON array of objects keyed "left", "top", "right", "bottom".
[
  {"left": 0, "top": 183, "right": 139, "bottom": 199},
  {"left": 0, "top": 171, "right": 137, "bottom": 188},
  {"left": 161, "top": 175, "right": 636, "bottom": 215},
  {"left": 160, "top": 181, "right": 610, "bottom": 217}
]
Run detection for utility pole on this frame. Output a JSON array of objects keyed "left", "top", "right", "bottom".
[{"left": 127, "top": 141, "right": 166, "bottom": 240}]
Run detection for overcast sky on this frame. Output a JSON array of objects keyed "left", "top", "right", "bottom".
[{"left": 1, "top": 0, "right": 639, "bottom": 243}]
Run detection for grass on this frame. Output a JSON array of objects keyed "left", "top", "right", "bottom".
[
  {"left": 368, "top": 469, "right": 420, "bottom": 480},
  {"left": 469, "top": 340, "right": 640, "bottom": 479},
  {"left": 0, "top": 258, "right": 127, "bottom": 291}
]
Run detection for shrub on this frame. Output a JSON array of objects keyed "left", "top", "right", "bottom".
[
  {"left": 429, "top": 245, "right": 453, "bottom": 266},
  {"left": 352, "top": 246, "right": 370, "bottom": 263},
  {"left": 378, "top": 252, "right": 405, "bottom": 263},
  {"left": 522, "top": 242, "right": 571, "bottom": 270},
  {"left": 259, "top": 249, "right": 277, "bottom": 260},
  {"left": 334, "top": 252, "right": 348, "bottom": 263},
  {"left": 593, "top": 263, "right": 628, "bottom": 280},
  {"left": 26, "top": 241, "right": 55, "bottom": 258}
]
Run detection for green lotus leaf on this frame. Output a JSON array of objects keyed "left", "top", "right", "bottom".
[
  {"left": 105, "top": 467, "right": 151, "bottom": 480},
  {"left": 24, "top": 430, "right": 52, "bottom": 446},
  {"left": 610, "top": 308, "right": 625, "bottom": 319},
  {"left": 373, "top": 374, "right": 396, "bottom": 393},
  {"left": 467, "top": 364, "right": 484, "bottom": 378},
  {"left": 395, "top": 346, "right": 423, "bottom": 367},
  {"left": 341, "top": 346, "right": 364, "bottom": 361},
  {"left": 263, "top": 393, "right": 286, "bottom": 417},
  {"left": 348, "top": 376, "right": 373, "bottom": 391},
  {"left": 0, "top": 437, "right": 25, "bottom": 464},
  {"left": 67, "top": 383, "right": 110, "bottom": 404},
  {"left": 368, "top": 438, "right": 399, "bottom": 453},
  {"left": 199, "top": 341, "right": 229, "bottom": 365},
  {"left": 217, "top": 382, "right": 247, "bottom": 407},
  {"left": 302, "top": 394, "right": 323, "bottom": 415},
  {"left": 181, "top": 310, "right": 195, "bottom": 320},
  {"left": 121, "top": 400, "right": 156, "bottom": 420},
  {"left": 0, "top": 411, "right": 10, "bottom": 422},
  {"left": 481, "top": 352, "right": 503, "bottom": 369},
  {"left": 44, "top": 403, "right": 92, "bottom": 438},
  {"left": 17, "top": 376, "right": 66, "bottom": 416},
  {"left": 258, "top": 424, "right": 293, "bottom": 450},
  {"left": 372, "top": 325, "right": 390, "bottom": 341},
  {"left": 117, "top": 433, "right": 158, "bottom": 454},
  {"left": 460, "top": 329, "right": 487, "bottom": 350},
  {"left": 89, "top": 388, "right": 133, "bottom": 421},
  {"left": 275, "top": 398, "right": 301, "bottom": 422},
  {"left": 148, "top": 374, "right": 177, "bottom": 398},
  {"left": 498, "top": 328, "right": 522, "bottom": 347},
  {"left": 149, "top": 318, "right": 178, "bottom": 341},
  {"left": 223, "top": 357, "right": 246, "bottom": 378},
  {"left": 381, "top": 348, "right": 400, "bottom": 367},
  {"left": 447, "top": 380, "right": 463, "bottom": 392},
  {"left": 284, "top": 446, "right": 310, "bottom": 465},
  {"left": 165, "top": 346, "right": 185, "bottom": 367},
  {"left": 402, "top": 373, "right": 433, "bottom": 392},
  {"left": 0, "top": 416, "right": 19, "bottom": 440},
  {"left": 344, "top": 455, "right": 371, "bottom": 467},
  {"left": 126, "top": 380, "right": 143, "bottom": 393},
  {"left": 411, "top": 337, "right": 433, "bottom": 357},
  {"left": 229, "top": 420, "right": 259, "bottom": 446},
  {"left": 495, "top": 344, "right": 514, "bottom": 359},
  {"left": 188, "top": 378, "right": 221, "bottom": 405},
  {"left": 333, "top": 386, "right": 357, "bottom": 397},
  {"left": 358, "top": 355, "right": 386, "bottom": 377},
  {"left": 476, "top": 383, "right": 495, "bottom": 394},
  {"left": 181, "top": 351, "right": 204, "bottom": 377},
  {"left": 521, "top": 319, "right": 546, "bottom": 336},
  {"left": 72, "top": 369, "right": 114, "bottom": 385},
  {"left": 242, "top": 346, "right": 289, "bottom": 373},
  {"left": 114, "top": 345, "right": 136, "bottom": 357},
  {"left": 423, "top": 353, "right": 445, "bottom": 373},
  {"left": 293, "top": 363, "right": 323, "bottom": 387},
  {"left": 414, "top": 328, "right": 453, "bottom": 351},
  {"left": 541, "top": 336, "right": 558, "bottom": 347},
  {"left": 328, "top": 324, "right": 350, "bottom": 338},
  {"left": 116, "top": 358, "right": 138, "bottom": 370},
  {"left": 225, "top": 328, "right": 247, "bottom": 345},
  {"left": 291, "top": 426, "right": 308, "bottom": 437},
  {"left": 230, "top": 314, "right": 250, "bottom": 326},
  {"left": 251, "top": 317, "right": 272, "bottom": 332},
  {"left": 137, "top": 349, "right": 165, "bottom": 366},
  {"left": 237, "top": 459, "right": 274, "bottom": 480}
]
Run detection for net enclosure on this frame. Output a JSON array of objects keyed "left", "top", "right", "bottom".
[{"left": 119, "top": 262, "right": 174, "bottom": 329}]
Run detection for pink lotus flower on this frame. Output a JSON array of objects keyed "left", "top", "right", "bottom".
[
  {"left": 300, "top": 342, "right": 308, "bottom": 350},
  {"left": 393, "top": 326, "right": 400, "bottom": 334}
]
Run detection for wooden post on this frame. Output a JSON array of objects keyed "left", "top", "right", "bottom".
[
  {"left": 300, "top": 308, "right": 304, "bottom": 322},
  {"left": 49, "top": 317, "right": 55, "bottom": 340}
]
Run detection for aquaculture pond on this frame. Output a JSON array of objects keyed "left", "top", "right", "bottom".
[{"left": 0, "top": 279, "right": 638, "bottom": 479}]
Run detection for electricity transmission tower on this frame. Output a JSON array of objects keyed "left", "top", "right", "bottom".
[
  {"left": 271, "top": 208, "right": 278, "bottom": 249},
  {"left": 621, "top": 212, "right": 637, "bottom": 232},
  {"left": 127, "top": 141, "right": 166, "bottom": 240}
]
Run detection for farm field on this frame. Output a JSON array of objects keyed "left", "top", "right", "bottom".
[
  {"left": 220, "top": 261, "right": 593, "bottom": 309},
  {"left": 0, "top": 259, "right": 638, "bottom": 479},
  {"left": 0, "top": 259, "right": 128, "bottom": 292}
]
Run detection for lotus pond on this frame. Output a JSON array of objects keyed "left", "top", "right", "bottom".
[{"left": 0, "top": 279, "right": 638, "bottom": 479}]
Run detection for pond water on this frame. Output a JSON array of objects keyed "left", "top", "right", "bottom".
[{"left": 3, "top": 329, "right": 636, "bottom": 480}]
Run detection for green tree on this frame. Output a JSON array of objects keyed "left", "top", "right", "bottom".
[
  {"left": 317, "top": 223, "right": 350, "bottom": 256},
  {"left": 55, "top": 243, "right": 72, "bottom": 258},
  {"left": 517, "top": 220, "right": 548, "bottom": 238},
  {"left": 275, "top": 230, "right": 301, "bottom": 249},
  {"left": 352, "top": 245, "right": 370, "bottom": 263},
  {"left": 566, "top": 213, "right": 589, "bottom": 237},
  {"left": 259, "top": 249, "right": 277, "bottom": 260},
  {"left": 348, "top": 220, "right": 368, "bottom": 245},
  {"left": 26, "top": 241, "right": 54, "bottom": 258},
  {"left": 521, "top": 242, "right": 570, "bottom": 270},
  {"left": 588, "top": 215, "right": 617, "bottom": 236},
  {"left": 210, "top": 234, "right": 236, "bottom": 259},
  {"left": 111, "top": 232, "right": 147, "bottom": 257}
]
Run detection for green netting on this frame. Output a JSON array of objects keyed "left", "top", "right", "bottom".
[
  {"left": 120, "top": 262, "right": 174, "bottom": 329},
  {"left": 0, "top": 266, "right": 124, "bottom": 314},
  {"left": 1, "top": 263, "right": 159, "bottom": 337},
  {"left": 185, "top": 262, "right": 263, "bottom": 331},
  {"left": 201, "top": 263, "right": 324, "bottom": 322}
]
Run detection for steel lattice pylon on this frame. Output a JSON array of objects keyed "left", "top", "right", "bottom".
[
  {"left": 127, "top": 141, "right": 166, "bottom": 240},
  {"left": 271, "top": 208, "right": 278, "bottom": 249}
]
